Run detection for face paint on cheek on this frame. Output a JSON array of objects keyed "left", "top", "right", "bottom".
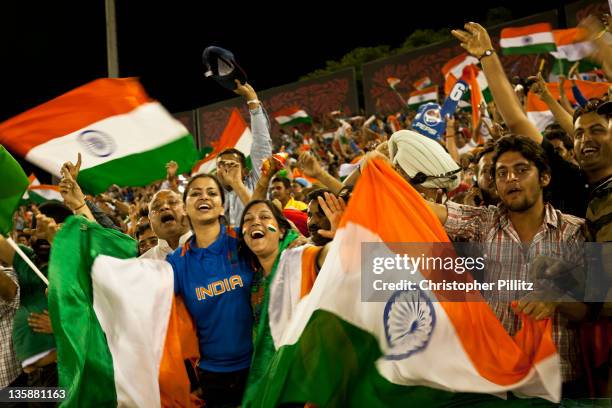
[{"left": 267, "top": 224, "right": 277, "bottom": 233}]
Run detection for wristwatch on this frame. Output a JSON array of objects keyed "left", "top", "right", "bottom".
[{"left": 479, "top": 49, "right": 495, "bottom": 61}]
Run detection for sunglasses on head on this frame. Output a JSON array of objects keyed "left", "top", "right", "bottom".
[{"left": 409, "top": 168, "right": 462, "bottom": 185}]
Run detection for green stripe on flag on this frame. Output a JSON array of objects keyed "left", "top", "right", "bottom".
[
  {"left": 247, "top": 310, "right": 554, "bottom": 407},
  {"left": 0, "top": 146, "right": 29, "bottom": 235},
  {"left": 49, "top": 216, "right": 137, "bottom": 407},
  {"left": 502, "top": 43, "right": 557, "bottom": 55},
  {"left": 78, "top": 134, "right": 199, "bottom": 195},
  {"left": 279, "top": 117, "right": 313, "bottom": 127},
  {"left": 551, "top": 58, "right": 600, "bottom": 76}
]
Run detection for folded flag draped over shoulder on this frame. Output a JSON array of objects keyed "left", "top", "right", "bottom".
[
  {"left": 48, "top": 216, "right": 200, "bottom": 407},
  {"left": 245, "top": 159, "right": 561, "bottom": 407},
  {"left": 500, "top": 23, "right": 557, "bottom": 55},
  {"left": 192, "top": 108, "right": 253, "bottom": 174},
  {"left": 0, "top": 78, "right": 199, "bottom": 195},
  {"left": 0, "top": 145, "right": 29, "bottom": 235},
  {"left": 272, "top": 107, "right": 312, "bottom": 127},
  {"left": 527, "top": 79, "right": 611, "bottom": 131}
]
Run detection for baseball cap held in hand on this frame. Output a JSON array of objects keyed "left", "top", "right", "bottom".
[{"left": 202, "top": 46, "right": 247, "bottom": 90}]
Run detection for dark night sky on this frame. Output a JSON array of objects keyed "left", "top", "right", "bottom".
[{"left": 0, "top": 0, "right": 577, "bottom": 122}]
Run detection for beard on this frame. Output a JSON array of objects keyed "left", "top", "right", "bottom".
[
  {"left": 504, "top": 195, "right": 534, "bottom": 212},
  {"left": 481, "top": 188, "right": 500, "bottom": 206}
]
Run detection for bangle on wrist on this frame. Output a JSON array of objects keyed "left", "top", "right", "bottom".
[{"left": 74, "top": 202, "right": 87, "bottom": 211}]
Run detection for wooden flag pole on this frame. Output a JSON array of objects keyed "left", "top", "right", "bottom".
[{"left": 5, "top": 237, "right": 48, "bottom": 286}]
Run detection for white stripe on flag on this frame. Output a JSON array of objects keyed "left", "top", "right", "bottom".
[
  {"left": 92, "top": 256, "right": 174, "bottom": 407},
  {"left": 500, "top": 32, "right": 555, "bottom": 48},
  {"left": 25, "top": 103, "right": 188, "bottom": 178}
]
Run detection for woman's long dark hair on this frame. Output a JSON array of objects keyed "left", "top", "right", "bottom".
[{"left": 238, "top": 200, "right": 293, "bottom": 270}]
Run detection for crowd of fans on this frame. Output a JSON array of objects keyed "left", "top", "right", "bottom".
[{"left": 1, "top": 15, "right": 611, "bottom": 407}]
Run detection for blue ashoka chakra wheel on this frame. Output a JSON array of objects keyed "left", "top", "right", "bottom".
[
  {"left": 78, "top": 130, "right": 116, "bottom": 157},
  {"left": 383, "top": 289, "right": 436, "bottom": 360}
]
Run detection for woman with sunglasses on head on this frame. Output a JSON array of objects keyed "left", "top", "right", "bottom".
[{"left": 166, "top": 173, "right": 255, "bottom": 408}]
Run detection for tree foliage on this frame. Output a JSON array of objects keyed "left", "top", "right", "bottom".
[{"left": 299, "top": 8, "right": 512, "bottom": 82}]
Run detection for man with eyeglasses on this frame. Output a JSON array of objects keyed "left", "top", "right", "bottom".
[{"left": 140, "top": 190, "right": 191, "bottom": 260}]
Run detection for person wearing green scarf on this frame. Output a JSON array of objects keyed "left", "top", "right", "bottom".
[
  {"left": 238, "top": 195, "right": 345, "bottom": 406},
  {"left": 237, "top": 200, "right": 299, "bottom": 403}
]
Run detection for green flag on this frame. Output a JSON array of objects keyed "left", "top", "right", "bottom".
[
  {"left": 48, "top": 216, "right": 137, "bottom": 407},
  {"left": 0, "top": 145, "right": 29, "bottom": 235}
]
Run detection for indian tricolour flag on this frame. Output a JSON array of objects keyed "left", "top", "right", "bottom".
[
  {"left": 273, "top": 107, "right": 312, "bottom": 126},
  {"left": 245, "top": 159, "right": 561, "bottom": 407},
  {"left": 413, "top": 76, "right": 432, "bottom": 90},
  {"left": 192, "top": 108, "right": 253, "bottom": 174},
  {"left": 22, "top": 175, "right": 63, "bottom": 204},
  {"left": 407, "top": 86, "right": 438, "bottom": 109},
  {"left": 386, "top": 77, "right": 402, "bottom": 89},
  {"left": 527, "top": 79, "right": 610, "bottom": 131},
  {"left": 48, "top": 216, "right": 200, "bottom": 407},
  {"left": 500, "top": 23, "right": 557, "bottom": 55},
  {"left": 0, "top": 78, "right": 199, "bottom": 195},
  {"left": 442, "top": 54, "right": 479, "bottom": 96},
  {"left": 551, "top": 28, "right": 594, "bottom": 62}
]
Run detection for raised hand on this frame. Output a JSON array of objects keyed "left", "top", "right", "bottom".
[
  {"left": 451, "top": 22, "right": 494, "bottom": 59},
  {"left": 59, "top": 166, "right": 86, "bottom": 211},
  {"left": 298, "top": 152, "right": 322, "bottom": 178},
  {"left": 528, "top": 73, "right": 551, "bottom": 99},
  {"left": 233, "top": 80, "right": 258, "bottom": 101},
  {"left": 317, "top": 192, "right": 346, "bottom": 239},
  {"left": 34, "top": 214, "right": 59, "bottom": 243},
  {"left": 165, "top": 160, "right": 178, "bottom": 177},
  {"left": 61, "top": 153, "right": 82, "bottom": 181}
]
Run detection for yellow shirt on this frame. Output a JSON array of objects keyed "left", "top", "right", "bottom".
[{"left": 285, "top": 197, "right": 308, "bottom": 211}]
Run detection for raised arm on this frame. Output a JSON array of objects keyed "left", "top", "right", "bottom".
[
  {"left": 251, "top": 156, "right": 284, "bottom": 201},
  {"left": 445, "top": 116, "right": 460, "bottom": 163},
  {"left": 297, "top": 152, "right": 343, "bottom": 194},
  {"left": 529, "top": 73, "right": 575, "bottom": 137},
  {"left": 234, "top": 81, "right": 273, "bottom": 182},
  {"left": 219, "top": 161, "right": 251, "bottom": 206},
  {"left": 451, "top": 22, "right": 543, "bottom": 144}
]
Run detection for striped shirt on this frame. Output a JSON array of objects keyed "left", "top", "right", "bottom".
[
  {"left": 444, "top": 201, "right": 586, "bottom": 381},
  {"left": 224, "top": 105, "right": 273, "bottom": 227},
  {"left": 0, "top": 267, "right": 21, "bottom": 388}
]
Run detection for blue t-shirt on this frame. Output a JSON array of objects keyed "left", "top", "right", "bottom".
[{"left": 167, "top": 226, "right": 254, "bottom": 372}]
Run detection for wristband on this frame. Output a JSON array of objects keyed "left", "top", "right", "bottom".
[{"left": 247, "top": 99, "right": 259, "bottom": 105}]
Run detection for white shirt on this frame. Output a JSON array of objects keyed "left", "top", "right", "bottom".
[{"left": 139, "top": 231, "right": 193, "bottom": 261}]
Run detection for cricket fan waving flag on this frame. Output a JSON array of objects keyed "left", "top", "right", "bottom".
[
  {"left": 245, "top": 157, "right": 561, "bottom": 407},
  {"left": 0, "top": 78, "right": 199, "bottom": 195}
]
